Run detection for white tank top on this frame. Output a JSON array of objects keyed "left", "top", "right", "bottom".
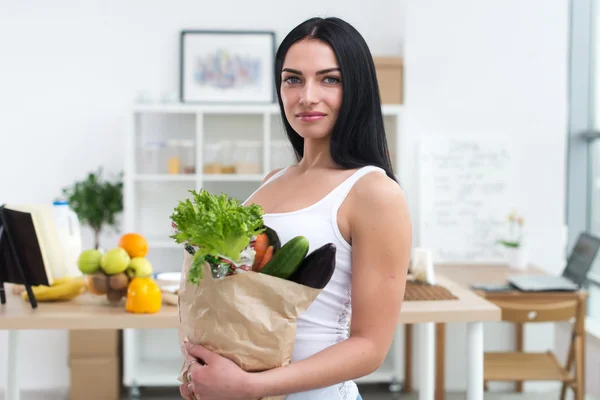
[{"left": 243, "top": 165, "right": 386, "bottom": 400}]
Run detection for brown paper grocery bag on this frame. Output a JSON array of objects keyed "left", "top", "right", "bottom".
[{"left": 176, "top": 251, "right": 322, "bottom": 400}]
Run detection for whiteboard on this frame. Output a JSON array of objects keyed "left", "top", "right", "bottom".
[{"left": 417, "top": 136, "right": 516, "bottom": 263}]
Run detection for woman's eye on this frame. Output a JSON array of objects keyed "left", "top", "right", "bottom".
[
  {"left": 324, "top": 76, "right": 341, "bottom": 84},
  {"left": 284, "top": 76, "right": 301, "bottom": 84}
]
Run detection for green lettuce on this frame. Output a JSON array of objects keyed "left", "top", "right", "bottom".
[{"left": 169, "top": 189, "right": 265, "bottom": 284}]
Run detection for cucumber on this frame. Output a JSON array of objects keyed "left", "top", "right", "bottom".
[{"left": 259, "top": 236, "right": 309, "bottom": 280}]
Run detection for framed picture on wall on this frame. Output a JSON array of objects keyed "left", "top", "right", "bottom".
[{"left": 180, "top": 30, "right": 276, "bottom": 104}]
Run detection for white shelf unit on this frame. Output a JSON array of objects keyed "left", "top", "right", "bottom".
[{"left": 122, "top": 102, "right": 405, "bottom": 391}]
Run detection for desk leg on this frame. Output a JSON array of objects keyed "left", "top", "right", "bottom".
[
  {"left": 418, "top": 323, "right": 435, "bottom": 400},
  {"left": 7, "top": 330, "right": 20, "bottom": 400},
  {"left": 435, "top": 323, "right": 445, "bottom": 400},
  {"left": 466, "top": 322, "right": 483, "bottom": 400},
  {"left": 404, "top": 324, "right": 413, "bottom": 392}
]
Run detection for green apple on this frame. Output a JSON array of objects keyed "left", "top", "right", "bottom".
[
  {"left": 77, "top": 249, "right": 103, "bottom": 274},
  {"left": 100, "top": 248, "right": 131, "bottom": 275},
  {"left": 128, "top": 257, "right": 153, "bottom": 277}
]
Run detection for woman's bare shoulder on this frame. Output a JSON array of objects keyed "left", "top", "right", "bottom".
[
  {"left": 351, "top": 171, "right": 407, "bottom": 210},
  {"left": 262, "top": 168, "right": 284, "bottom": 184},
  {"left": 346, "top": 170, "right": 410, "bottom": 232}
]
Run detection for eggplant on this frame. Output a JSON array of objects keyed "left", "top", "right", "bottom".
[
  {"left": 288, "top": 243, "right": 336, "bottom": 289},
  {"left": 263, "top": 225, "right": 282, "bottom": 253}
]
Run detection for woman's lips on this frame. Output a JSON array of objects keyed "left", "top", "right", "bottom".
[{"left": 296, "top": 112, "right": 326, "bottom": 122}]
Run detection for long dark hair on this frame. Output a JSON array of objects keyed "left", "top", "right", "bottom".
[{"left": 274, "top": 17, "right": 397, "bottom": 182}]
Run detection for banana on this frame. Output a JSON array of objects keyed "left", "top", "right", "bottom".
[
  {"left": 21, "top": 277, "right": 87, "bottom": 302},
  {"left": 48, "top": 276, "right": 76, "bottom": 287},
  {"left": 12, "top": 277, "right": 73, "bottom": 296}
]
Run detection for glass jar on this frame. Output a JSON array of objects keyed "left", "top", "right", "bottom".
[
  {"left": 167, "top": 139, "right": 181, "bottom": 174},
  {"left": 234, "top": 140, "right": 262, "bottom": 174},
  {"left": 220, "top": 140, "right": 236, "bottom": 174},
  {"left": 140, "top": 140, "right": 166, "bottom": 174},
  {"left": 203, "top": 142, "right": 223, "bottom": 174},
  {"left": 180, "top": 139, "right": 196, "bottom": 174}
]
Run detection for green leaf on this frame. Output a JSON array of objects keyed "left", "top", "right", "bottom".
[
  {"left": 170, "top": 189, "right": 265, "bottom": 283},
  {"left": 188, "top": 252, "right": 206, "bottom": 284}
]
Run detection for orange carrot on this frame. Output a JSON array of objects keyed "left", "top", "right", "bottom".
[
  {"left": 258, "top": 246, "right": 274, "bottom": 271},
  {"left": 252, "top": 233, "right": 269, "bottom": 270}
]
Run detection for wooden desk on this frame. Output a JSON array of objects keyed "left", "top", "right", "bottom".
[
  {"left": 400, "top": 275, "right": 501, "bottom": 324},
  {"left": 437, "top": 264, "right": 547, "bottom": 290},
  {"left": 0, "top": 291, "right": 179, "bottom": 331},
  {"left": 0, "top": 287, "right": 178, "bottom": 400},
  {"left": 1, "top": 277, "right": 500, "bottom": 400},
  {"left": 398, "top": 275, "right": 501, "bottom": 400},
  {"left": 416, "top": 264, "right": 587, "bottom": 400}
]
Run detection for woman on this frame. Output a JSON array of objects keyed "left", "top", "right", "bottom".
[{"left": 181, "top": 16, "right": 411, "bottom": 400}]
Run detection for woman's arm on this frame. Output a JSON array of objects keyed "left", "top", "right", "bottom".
[{"left": 246, "top": 173, "right": 412, "bottom": 398}]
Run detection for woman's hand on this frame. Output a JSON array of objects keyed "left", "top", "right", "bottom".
[{"left": 179, "top": 341, "right": 256, "bottom": 400}]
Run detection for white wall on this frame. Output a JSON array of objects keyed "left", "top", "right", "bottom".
[
  {"left": 403, "top": 0, "right": 569, "bottom": 393},
  {"left": 1, "top": 0, "right": 571, "bottom": 395},
  {"left": 0, "top": 0, "right": 405, "bottom": 392}
]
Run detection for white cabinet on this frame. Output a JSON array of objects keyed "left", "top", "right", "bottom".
[{"left": 122, "top": 102, "right": 405, "bottom": 392}]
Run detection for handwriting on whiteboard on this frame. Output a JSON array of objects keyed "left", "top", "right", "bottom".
[{"left": 418, "top": 137, "right": 515, "bottom": 263}]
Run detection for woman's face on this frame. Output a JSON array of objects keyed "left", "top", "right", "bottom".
[{"left": 280, "top": 39, "right": 342, "bottom": 140}]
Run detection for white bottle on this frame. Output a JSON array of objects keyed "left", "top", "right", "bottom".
[
  {"left": 411, "top": 248, "right": 436, "bottom": 285},
  {"left": 52, "top": 200, "right": 83, "bottom": 277}
]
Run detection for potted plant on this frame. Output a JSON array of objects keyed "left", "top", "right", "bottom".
[
  {"left": 497, "top": 209, "right": 528, "bottom": 270},
  {"left": 62, "top": 167, "right": 124, "bottom": 250}
]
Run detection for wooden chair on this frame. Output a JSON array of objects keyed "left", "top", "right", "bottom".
[{"left": 483, "top": 296, "right": 586, "bottom": 400}]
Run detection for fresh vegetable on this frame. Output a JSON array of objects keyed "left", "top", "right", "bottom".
[
  {"left": 257, "top": 245, "right": 274, "bottom": 271},
  {"left": 125, "top": 277, "right": 162, "bottom": 314},
  {"left": 170, "top": 189, "right": 265, "bottom": 283},
  {"left": 289, "top": 243, "right": 337, "bottom": 289},
  {"left": 263, "top": 226, "right": 282, "bottom": 253},
  {"left": 252, "top": 233, "right": 269, "bottom": 270},
  {"left": 252, "top": 226, "right": 281, "bottom": 271},
  {"left": 260, "top": 236, "right": 309, "bottom": 279}
]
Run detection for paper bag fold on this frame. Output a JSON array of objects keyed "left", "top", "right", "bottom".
[{"left": 177, "top": 251, "right": 321, "bottom": 400}]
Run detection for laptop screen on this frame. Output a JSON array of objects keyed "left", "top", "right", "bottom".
[{"left": 562, "top": 232, "right": 600, "bottom": 287}]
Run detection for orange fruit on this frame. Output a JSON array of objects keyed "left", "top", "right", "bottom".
[{"left": 118, "top": 233, "right": 148, "bottom": 258}]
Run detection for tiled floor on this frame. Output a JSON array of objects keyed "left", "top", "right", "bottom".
[{"left": 2, "top": 385, "right": 596, "bottom": 400}]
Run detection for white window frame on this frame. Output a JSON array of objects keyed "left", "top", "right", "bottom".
[{"left": 567, "top": 0, "right": 600, "bottom": 323}]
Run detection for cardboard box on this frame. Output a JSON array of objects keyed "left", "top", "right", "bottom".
[
  {"left": 70, "top": 357, "right": 121, "bottom": 400},
  {"left": 69, "top": 329, "right": 120, "bottom": 358},
  {"left": 373, "top": 56, "right": 404, "bottom": 104}
]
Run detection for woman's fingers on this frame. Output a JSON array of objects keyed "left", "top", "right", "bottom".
[
  {"left": 180, "top": 383, "right": 193, "bottom": 400},
  {"left": 189, "top": 360, "right": 208, "bottom": 387}
]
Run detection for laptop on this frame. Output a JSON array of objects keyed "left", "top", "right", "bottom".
[{"left": 507, "top": 232, "right": 600, "bottom": 292}]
